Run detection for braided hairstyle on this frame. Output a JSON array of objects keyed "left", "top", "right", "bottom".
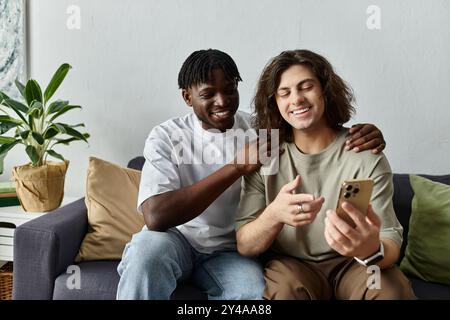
[{"left": 178, "top": 49, "right": 242, "bottom": 89}]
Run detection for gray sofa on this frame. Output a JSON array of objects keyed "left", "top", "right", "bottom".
[{"left": 12, "top": 156, "right": 450, "bottom": 299}]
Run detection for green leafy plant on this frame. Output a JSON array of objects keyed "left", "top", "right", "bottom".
[{"left": 0, "top": 63, "right": 89, "bottom": 167}]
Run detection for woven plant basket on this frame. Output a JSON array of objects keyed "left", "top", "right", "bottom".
[{"left": 0, "top": 262, "right": 13, "bottom": 300}]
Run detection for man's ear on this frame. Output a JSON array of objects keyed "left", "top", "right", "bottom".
[{"left": 182, "top": 89, "right": 193, "bottom": 107}]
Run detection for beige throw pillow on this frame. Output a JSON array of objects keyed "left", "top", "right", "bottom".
[{"left": 76, "top": 157, "right": 145, "bottom": 261}]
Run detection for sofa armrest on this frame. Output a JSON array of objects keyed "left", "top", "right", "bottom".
[{"left": 13, "top": 198, "right": 88, "bottom": 300}]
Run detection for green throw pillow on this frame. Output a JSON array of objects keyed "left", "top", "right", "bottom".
[{"left": 400, "top": 175, "right": 450, "bottom": 285}]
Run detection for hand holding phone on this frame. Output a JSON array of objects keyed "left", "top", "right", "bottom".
[{"left": 336, "top": 178, "right": 374, "bottom": 228}]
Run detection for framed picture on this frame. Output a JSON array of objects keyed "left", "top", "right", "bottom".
[
  {"left": 0, "top": 0, "right": 28, "bottom": 101},
  {"left": 0, "top": 0, "right": 27, "bottom": 173}
]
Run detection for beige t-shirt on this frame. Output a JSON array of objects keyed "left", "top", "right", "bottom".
[{"left": 236, "top": 128, "right": 403, "bottom": 262}]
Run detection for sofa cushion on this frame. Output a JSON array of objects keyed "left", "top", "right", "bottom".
[
  {"left": 76, "top": 157, "right": 145, "bottom": 261},
  {"left": 127, "top": 156, "right": 145, "bottom": 171},
  {"left": 400, "top": 175, "right": 450, "bottom": 286},
  {"left": 393, "top": 174, "right": 450, "bottom": 260},
  {"left": 409, "top": 276, "right": 450, "bottom": 300},
  {"left": 53, "top": 260, "right": 206, "bottom": 300},
  {"left": 393, "top": 174, "right": 414, "bottom": 260},
  {"left": 53, "top": 261, "right": 120, "bottom": 300}
]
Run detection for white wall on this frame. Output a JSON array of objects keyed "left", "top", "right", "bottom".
[{"left": 3, "top": 0, "right": 450, "bottom": 197}]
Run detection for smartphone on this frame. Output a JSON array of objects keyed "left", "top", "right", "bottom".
[{"left": 336, "top": 178, "right": 374, "bottom": 228}]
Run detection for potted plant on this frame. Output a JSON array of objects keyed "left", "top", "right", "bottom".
[{"left": 0, "top": 63, "right": 89, "bottom": 212}]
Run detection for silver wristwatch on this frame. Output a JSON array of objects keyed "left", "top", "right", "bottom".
[{"left": 354, "top": 242, "right": 384, "bottom": 266}]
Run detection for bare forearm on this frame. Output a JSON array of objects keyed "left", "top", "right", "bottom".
[
  {"left": 143, "top": 164, "right": 243, "bottom": 231},
  {"left": 237, "top": 207, "right": 284, "bottom": 257},
  {"left": 376, "top": 238, "right": 401, "bottom": 269}
]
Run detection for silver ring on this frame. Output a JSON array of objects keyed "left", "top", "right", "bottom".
[{"left": 297, "top": 203, "right": 304, "bottom": 214}]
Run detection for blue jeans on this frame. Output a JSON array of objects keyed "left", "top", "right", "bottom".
[{"left": 116, "top": 228, "right": 265, "bottom": 300}]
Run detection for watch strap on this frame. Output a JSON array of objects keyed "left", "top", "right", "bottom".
[{"left": 354, "top": 241, "right": 384, "bottom": 266}]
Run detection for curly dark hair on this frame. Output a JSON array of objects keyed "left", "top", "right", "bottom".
[{"left": 252, "top": 49, "right": 355, "bottom": 144}]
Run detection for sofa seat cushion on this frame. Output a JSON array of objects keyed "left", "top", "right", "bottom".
[
  {"left": 53, "top": 260, "right": 206, "bottom": 300},
  {"left": 53, "top": 261, "right": 120, "bottom": 300},
  {"left": 409, "top": 276, "right": 450, "bottom": 300}
]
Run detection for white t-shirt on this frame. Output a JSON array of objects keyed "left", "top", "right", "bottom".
[{"left": 137, "top": 111, "right": 253, "bottom": 253}]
